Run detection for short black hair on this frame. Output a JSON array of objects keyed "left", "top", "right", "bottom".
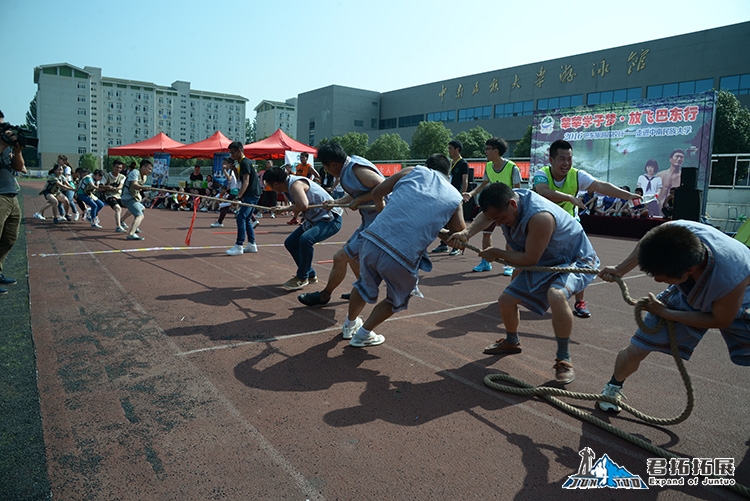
[
  {"left": 228, "top": 141, "right": 244, "bottom": 152},
  {"left": 549, "top": 139, "right": 573, "bottom": 158},
  {"left": 485, "top": 137, "right": 508, "bottom": 156},
  {"left": 638, "top": 223, "right": 705, "bottom": 278},
  {"left": 140, "top": 159, "right": 153, "bottom": 168},
  {"left": 424, "top": 153, "right": 450, "bottom": 176},
  {"left": 263, "top": 166, "right": 288, "bottom": 185},
  {"left": 645, "top": 159, "right": 659, "bottom": 172},
  {"left": 317, "top": 142, "right": 347, "bottom": 165},
  {"left": 448, "top": 139, "right": 463, "bottom": 153},
  {"left": 478, "top": 182, "right": 515, "bottom": 212}
]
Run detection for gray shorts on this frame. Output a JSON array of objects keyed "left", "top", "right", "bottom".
[
  {"left": 504, "top": 267, "right": 597, "bottom": 315},
  {"left": 344, "top": 226, "right": 365, "bottom": 260},
  {"left": 353, "top": 240, "right": 418, "bottom": 313},
  {"left": 631, "top": 287, "right": 750, "bottom": 366},
  {"left": 122, "top": 197, "right": 145, "bottom": 217}
]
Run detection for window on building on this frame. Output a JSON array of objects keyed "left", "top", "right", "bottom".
[
  {"left": 537, "top": 94, "right": 583, "bottom": 111},
  {"left": 78, "top": 109, "right": 87, "bottom": 115},
  {"left": 78, "top": 135, "right": 86, "bottom": 141},
  {"left": 398, "top": 114, "right": 424, "bottom": 128},
  {"left": 458, "top": 106, "right": 491, "bottom": 122},
  {"left": 371, "top": 118, "right": 378, "bottom": 128},
  {"left": 379, "top": 118, "right": 397, "bottom": 129},
  {"left": 427, "top": 110, "right": 456, "bottom": 123},
  {"left": 494, "top": 101, "right": 534, "bottom": 118},
  {"left": 647, "top": 78, "right": 713, "bottom": 99},
  {"left": 354, "top": 119, "right": 364, "bottom": 127},
  {"left": 719, "top": 73, "right": 750, "bottom": 96},
  {"left": 77, "top": 82, "right": 86, "bottom": 89},
  {"left": 587, "top": 87, "right": 641, "bottom": 105},
  {"left": 78, "top": 122, "right": 87, "bottom": 129},
  {"left": 78, "top": 147, "right": 87, "bottom": 154}
]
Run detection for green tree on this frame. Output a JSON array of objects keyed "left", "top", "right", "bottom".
[
  {"left": 24, "top": 96, "right": 37, "bottom": 136},
  {"left": 245, "top": 118, "right": 256, "bottom": 143},
  {"left": 455, "top": 126, "right": 492, "bottom": 158},
  {"left": 332, "top": 132, "right": 369, "bottom": 157},
  {"left": 410, "top": 121, "right": 452, "bottom": 159},
  {"left": 512, "top": 125, "right": 533, "bottom": 157},
  {"left": 711, "top": 90, "right": 750, "bottom": 185},
  {"left": 79, "top": 153, "right": 99, "bottom": 170},
  {"left": 366, "top": 133, "right": 410, "bottom": 160}
]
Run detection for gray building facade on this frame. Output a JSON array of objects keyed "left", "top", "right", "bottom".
[{"left": 297, "top": 22, "right": 750, "bottom": 152}]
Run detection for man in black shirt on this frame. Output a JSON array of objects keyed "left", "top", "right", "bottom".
[
  {"left": 226, "top": 142, "right": 262, "bottom": 256},
  {"left": 431, "top": 139, "right": 467, "bottom": 256}
]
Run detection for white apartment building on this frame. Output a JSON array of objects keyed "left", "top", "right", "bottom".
[
  {"left": 253, "top": 98, "right": 296, "bottom": 140},
  {"left": 33, "top": 63, "right": 248, "bottom": 168}
]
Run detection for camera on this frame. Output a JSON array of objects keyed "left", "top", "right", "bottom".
[{"left": 0, "top": 122, "right": 39, "bottom": 149}]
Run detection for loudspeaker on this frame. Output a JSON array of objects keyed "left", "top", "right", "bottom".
[
  {"left": 680, "top": 167, "right": 697, "bottom": 189},
  {"left": 672, "top": 188, "right": 701, "bottom": 221}
]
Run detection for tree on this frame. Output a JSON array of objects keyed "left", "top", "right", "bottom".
[
  {"left": 366, "top": 133, "right": 410, "bottom": 161},
  {"left": 711, "top": 90, "right": 750, "bottom": 185},
  {"left": 79, "top": 153, "right": 99, "bottom": 170},
  {"left": 332, "top": 132, "right": 369, "bottom": 157},
  {"left": 512, "top": 125, "right": 533, "bottom": 157},
  {"left": 24, "top": 97, "right": 37, "bottom": 136},
  {"left": 454, "top": 126, "right": 491, "bottom": 158},
  {"left": 245, "top": 118, "right": 256, "bottom": 143},
  {"left": 410, "top": 121, "right": 452, "bottom": 159}
]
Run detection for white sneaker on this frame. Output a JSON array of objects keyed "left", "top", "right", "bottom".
[
  {"left": 226, "top": 244, "right": 244, "bottom": 256},
  {"left": 342, "top": 317, "right": 363, "bottom": 340},
  {"left": 73, "top": 212, "right": 80, "bottom": 221},
  {"left": 199, "top": 207, "right": 208, "bottom": 212},
  {"left": 91, "top": 223, "right": 103, "bottom": 229},
  {"left": 121, "top": 222, "right": 129, "bottom": 229},
  {"left": 349, "top": 330, "right": 385, "bottom": 348},
  {"left": 33, "top": 212, "right": 46, "bottom": 220},
  {"left": 115, "top": 226, "right": 127, "bottom": 233},
  {"left": 243, "top": 243, "right": 257, "bottom": 253},
  {"left": 270, "top": 213, "right": 275, "bottom": 218},
  {"left": 210, "top": 222, "right": 224, "bottom": 228},
  {"left": 598, "top": 383, "right": 625, "bottom": 413},
  {"left": 252, "top": 220, "right": 260, "bottom": 229}
]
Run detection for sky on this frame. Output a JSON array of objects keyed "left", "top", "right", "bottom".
[{"left": 3, "top": 0, "right": 750, "bottom": 128}]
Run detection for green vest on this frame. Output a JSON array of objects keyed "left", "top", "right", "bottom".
[
  {"left": 541, "top": 165, "right": 579, "bottom": 216},
  {"left": 486, "top": 159, "right": 516, "bottom": 187}
]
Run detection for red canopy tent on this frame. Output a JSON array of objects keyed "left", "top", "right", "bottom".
[
  {"left": 243, "top": 129, "right": 317, "bottom": 159},
  {"left": 107, "top": 132, "right": 184, "bottom": 156},
  {"left": 167, "top": 131, "right": 234, "bottom": 159}
]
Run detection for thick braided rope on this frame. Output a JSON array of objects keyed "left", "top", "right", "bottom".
[{"left": 457, "top": 240, "right": 749, "bottom": 497}]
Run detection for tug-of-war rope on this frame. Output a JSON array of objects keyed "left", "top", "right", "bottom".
[
  {"left": 455, "top": 238, "right": 748, "bottom": 497},
  {"left": 156, "top": 189, "right": 747, "bottom": 495}
]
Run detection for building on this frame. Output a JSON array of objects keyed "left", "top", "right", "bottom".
[
  {"left": 254, "top": 98, "right": 297, "bottom": 140},
  {"left": 33, "top": 63, "right": 248, "bottom": 168},
  {"left": 297, "top": 22, "right": 750, "bottom": 152}
]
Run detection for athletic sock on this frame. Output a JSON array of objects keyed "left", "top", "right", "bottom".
[
  {"left": 505, "top": 331, "right": 520, "bottom": 344},
  {"left": 555, "top": 337, "right": 571, "bottom": 361},
  {"left": 356, "top": 327, "right": 371, "bottom": 340},
  {"left": 608, "top": 375, "right": 624, "bottom": 387}
]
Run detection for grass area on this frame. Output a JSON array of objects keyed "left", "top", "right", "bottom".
[{"left": 0, "top": 195, "right": 51, "bottom": 500}]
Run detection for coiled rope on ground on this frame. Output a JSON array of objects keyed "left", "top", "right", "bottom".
[{"left": 456, "top": 240, "right": 749, "bottom": 498}]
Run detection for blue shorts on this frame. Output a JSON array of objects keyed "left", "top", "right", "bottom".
[
  {"left": 504, "top": 263, "right": 598, "bottom": 315},
  {"left": 631, "top": 287, "right": 750, "bottom": 366},
  {"left": 344, "top": 225, "right": 365, "bottom": 260},
  {"left": 122, "top": 197, "right": 145, "bottom": 217},
  {"left": 353, "top": 240, "right": 418, "bottom": 313}
]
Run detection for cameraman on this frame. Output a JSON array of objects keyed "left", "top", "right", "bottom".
[{"left": 0, "top": 110, "right": 27, "bottom": 294}]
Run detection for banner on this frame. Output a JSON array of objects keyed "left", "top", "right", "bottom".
[
  {"left": 213, "top": 152, "right": 231, "bottom": 185},
  {"left": 530, "top": 91, "right": 717, "bottom": 214},
  {"left": 152, "top": 153, "right": 170, "bottom": 187},
  {"left": 285, "top": 151, "right": 315, "bottom": 173}
]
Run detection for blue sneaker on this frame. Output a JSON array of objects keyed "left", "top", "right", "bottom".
[
  {"left": 574, "top": 300, "right": 591, "bottom": 318},
  {"left": 472, "top": 259, "right": 492, "bottom": 272},
  {"left": 503, "top": 266, "right": 514, "bottom": 276}
]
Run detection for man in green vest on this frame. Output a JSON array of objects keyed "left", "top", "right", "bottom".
[
  {"left": 461, "top": 137, "right": 521, "bottom": 274},
  {"left": 533, "top": 139, "right": 639, "bottom": 318}
]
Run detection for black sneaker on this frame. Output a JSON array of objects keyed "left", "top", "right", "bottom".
[
  {"left": 431, "top": 244, "right": 449, "bottom": 254},
  {"left": 0, "top": 274, "right": 17, "bottom": 285},
  {"left": 298, "top": 291, "right": 330, "bottom": 306},
  {"left": 0, "top": 287, "right": 7, "bottom": 295},
  {"left": 341, "top": 293, "right": 351, "bottom": 300}
]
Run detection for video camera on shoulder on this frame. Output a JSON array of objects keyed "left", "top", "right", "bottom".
[{"left": 0, "top": 122, "right": 39, "bottom": 148}]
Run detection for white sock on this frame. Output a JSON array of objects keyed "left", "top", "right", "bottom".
[{"left": 356, "top": 327, "right": 371, "bottom": 339}]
